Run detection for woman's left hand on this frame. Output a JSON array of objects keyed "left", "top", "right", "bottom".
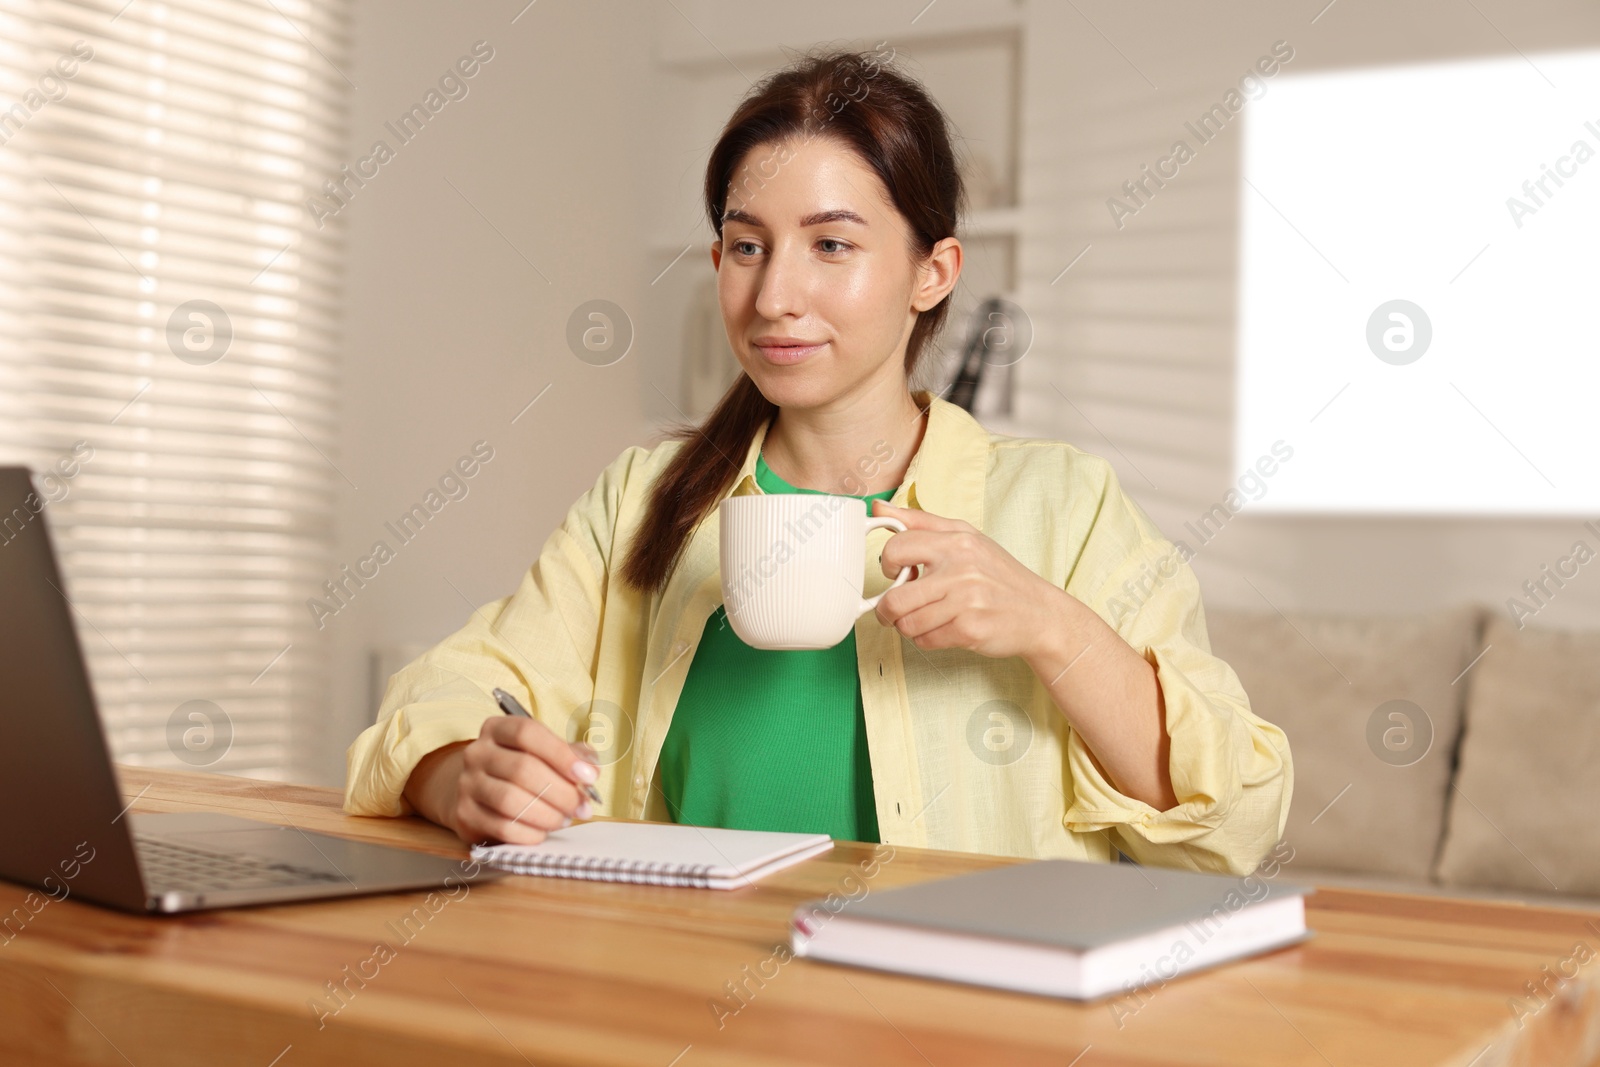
[{"left": 871, "top": 499, "right": 1069, "bottom": 662}]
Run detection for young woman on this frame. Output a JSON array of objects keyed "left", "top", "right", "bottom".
[{"left": 345, "top": 48, "right": 1292, "bottom": 876}]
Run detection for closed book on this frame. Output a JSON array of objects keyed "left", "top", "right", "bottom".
[
  {"left": 471, "top": 821, "right": 832, "bottom": 890},
  {"left": 790, "top": 857, "right": 1312, "bottom": 999}
]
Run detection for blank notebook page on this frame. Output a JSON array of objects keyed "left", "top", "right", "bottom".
[{"left": 470, "top": 821, "right": 833, "bottom": 890}]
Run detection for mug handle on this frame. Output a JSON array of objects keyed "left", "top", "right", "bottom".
[{"left": 858, "top": 516, "right": 914, "bottom": 617}]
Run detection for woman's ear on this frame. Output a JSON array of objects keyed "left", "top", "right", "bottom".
[
  {"left": 912, "top": 235, "right": 962, "bottom": 312},
  {"left": 710, "top": 238, "right": 722, "bottom": 271}
]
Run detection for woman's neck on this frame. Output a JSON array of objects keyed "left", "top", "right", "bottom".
[{"left": 761, "top": 383, "right": 928, "bottom": 496}]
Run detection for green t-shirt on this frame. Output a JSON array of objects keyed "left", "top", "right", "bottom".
[{"left": 658, "top": 452, "right": 895, "bottom": 842}]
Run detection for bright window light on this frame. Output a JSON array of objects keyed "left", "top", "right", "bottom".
[{"left": 1236, "top": 48, "right": 1600, "bottom": 514}]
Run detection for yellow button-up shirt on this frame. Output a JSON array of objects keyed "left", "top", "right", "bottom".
[{"left": 345, "top": 390, "right": 1292, "bottom": 876}]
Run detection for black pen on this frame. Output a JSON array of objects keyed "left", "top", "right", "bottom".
[{"left": 491, "top": 687, "right": 603, "bottom": 806}]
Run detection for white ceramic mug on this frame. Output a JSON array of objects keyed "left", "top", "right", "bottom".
[{"left": 719, "top": 494, "right": 914, "bottom": 650}]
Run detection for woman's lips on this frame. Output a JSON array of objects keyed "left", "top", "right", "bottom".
[{"left": 754, "top": 341, "right": 826, "bottom": 365}]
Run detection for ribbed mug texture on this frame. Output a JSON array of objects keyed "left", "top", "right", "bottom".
[{"left": 719, "top": 495, "right": 888, "bottom": 651}]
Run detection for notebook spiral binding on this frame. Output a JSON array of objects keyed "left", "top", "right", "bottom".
[{"left": 472, "top": 846, "right": 724, "bottom": 888}]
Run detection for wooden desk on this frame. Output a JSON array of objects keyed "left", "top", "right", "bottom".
[{"left": 0, "top": 767, "right": 1596, "bottom": 1066}]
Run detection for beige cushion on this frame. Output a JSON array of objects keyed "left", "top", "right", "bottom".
[
  {"left": 1434, "top": 614, "right": 1600, "bottom": 897},
  {"left": 1204, "top": 604, "right": 1482, "bottom": 880}
]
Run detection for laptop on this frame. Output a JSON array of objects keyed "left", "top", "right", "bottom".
[{"left": 0, "top": 466, "right": 505, "bottom": 913}]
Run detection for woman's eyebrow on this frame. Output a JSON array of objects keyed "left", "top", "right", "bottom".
[{"left": 722, "top": 207, "right": 870, "bottom": 228}]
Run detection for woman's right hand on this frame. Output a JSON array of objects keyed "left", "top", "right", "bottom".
[{"left": 402, "top": 714, "right": 599, "bottom": 846}]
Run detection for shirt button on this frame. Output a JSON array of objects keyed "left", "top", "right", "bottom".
[
  {"left": 673, "top": 640, "right": 687, "bottom": 655},
  {"left": 634, "top": 774, "right": 644, "bottom": 787}
]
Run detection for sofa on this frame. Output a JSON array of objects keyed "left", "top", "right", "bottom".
[{"left": 1204, "top": 603, "right": 1600, "bottom": 910}]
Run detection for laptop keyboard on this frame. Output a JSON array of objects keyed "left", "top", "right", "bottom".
[{"left": 135, "top": 834, "right": 346, "bottom": 893}]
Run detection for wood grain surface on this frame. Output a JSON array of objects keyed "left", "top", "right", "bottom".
[{"left": 0, "top": 765, "right": 1595, "bottom": 1066}]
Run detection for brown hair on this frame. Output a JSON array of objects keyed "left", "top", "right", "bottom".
[{"left": 618, "top": 45, "right": 965, "bottom": 595}]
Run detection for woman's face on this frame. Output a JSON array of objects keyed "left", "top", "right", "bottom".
[{"left": 711, "top": 135, "right": 959, "bottom": 410}]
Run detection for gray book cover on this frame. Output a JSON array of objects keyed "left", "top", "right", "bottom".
[{"left": 816, "top": 858, "right": 1312, "bottom": 950}]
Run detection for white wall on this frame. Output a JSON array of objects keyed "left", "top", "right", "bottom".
[{"left": 313, "top": 0, "right": 655, "bottom": 785}]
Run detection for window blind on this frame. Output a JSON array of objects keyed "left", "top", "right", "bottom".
[{"left": 0, "top": 0, "right": 350, "bottom": 779}]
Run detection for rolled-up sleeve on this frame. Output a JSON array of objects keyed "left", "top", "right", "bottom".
[
  {"left": 342, "top": 447, "right": 637, "bottom": 817},
  {"left": 1059, "top": 493, "right": 1293, "bottom": 876}
]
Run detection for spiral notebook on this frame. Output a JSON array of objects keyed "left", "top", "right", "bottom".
[{"left": 469, "top": 821, "right": 834, "bottom": 890}]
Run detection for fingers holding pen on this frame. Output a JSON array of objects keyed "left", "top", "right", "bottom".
[
  {"left": 479, "top": 712, "right": 601, "bottom": 811},
  {"left": 486, "top": 697, "right": 605, "bottom": 802},
  {"left": 467, "top": 739, "right": 588, "bottom": 820}
]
